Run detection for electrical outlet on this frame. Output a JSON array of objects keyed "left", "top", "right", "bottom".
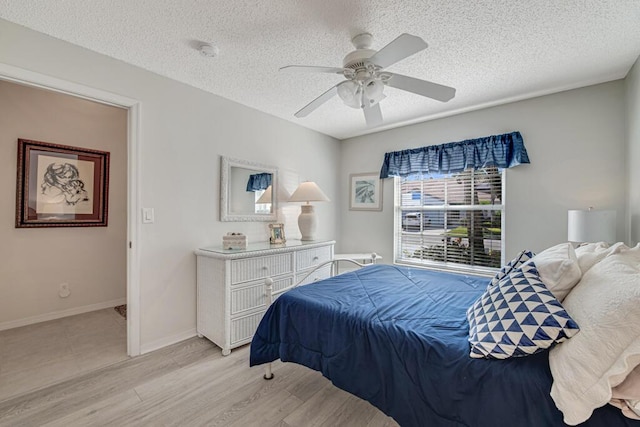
[{"left": 59, "top": 282, "right": 71, "bottom": 298}]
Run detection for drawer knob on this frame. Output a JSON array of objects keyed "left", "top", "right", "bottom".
[
  {"left": 262, "top": 266, "right": 269, "bottom": 270},
  {"left": 313, "top": 256, "right": 319, "bottom": 261}
]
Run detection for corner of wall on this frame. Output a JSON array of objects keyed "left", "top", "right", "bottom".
[{"left": 625, "top": 55, "right": 640, "bottom": 246}]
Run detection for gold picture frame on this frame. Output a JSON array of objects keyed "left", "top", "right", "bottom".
[{"left": 269, "top": 223, "right": 286, "bottom": 244}]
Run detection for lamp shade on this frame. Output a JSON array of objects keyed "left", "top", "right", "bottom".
[
  {"left": 255, "top": 185, "right": 272, "bottom": 204},
  {"left": 567, "top": 209, "right": 616, "bottom": 243},
  {"left": 337, "top": 80, "right": 362, "bottom": 109},
  {"left": 363, "top": 78, "right": 385, "bottom": 106},
  {"left": 288, "top": 182, "right": 330, "bottom": 203}
]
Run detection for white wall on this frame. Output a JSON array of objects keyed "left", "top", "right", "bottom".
[
  {"left": 0, "top": 19, "right": 341, "bottom": 351},
  {"left": 626, "top": 56, "right": 640, "bottom": 246},
  {"left": 339, "top": 82, "right": 627, "bottom": 262}
]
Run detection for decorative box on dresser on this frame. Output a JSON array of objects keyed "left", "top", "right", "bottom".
[{"left": 195, "top": 239, "right": 335, "bottom": 355}]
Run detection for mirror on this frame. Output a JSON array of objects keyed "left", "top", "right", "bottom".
[{"left": 220, "top": 156, "right": 278, "bottom": 222}]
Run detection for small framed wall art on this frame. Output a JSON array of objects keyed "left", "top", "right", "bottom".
[
  {"left": 15, "top": 139, "right": 110, "bottom": 228},
  {"left": 269, "top": 223, "right": 286, "bottom": 244},
  {"left": 349, "top": 172, "right": 382, "bottom": 211}
]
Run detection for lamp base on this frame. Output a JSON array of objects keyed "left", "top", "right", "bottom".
[{"left": 298, "top": 204, "right": 317, "bottom": 241}]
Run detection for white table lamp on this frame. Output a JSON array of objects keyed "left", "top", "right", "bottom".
[
  {"left": 288, "top": 181, "right": 330, "bottom": 241},
  {"left": 255, "top": 185, "right": 272, "bottom": 204},
  {"left": 567, "top": 208, "right": 616, "bottom": 243}
]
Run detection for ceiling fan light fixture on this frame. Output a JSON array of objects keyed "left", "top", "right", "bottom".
[
  {"left": 337, "top": 80, "right": 362, "bottom": 109},
  {"left": 363, "top": 78, "right": 385, "bottom": 106},
  {"left": 367, "top": 93, "right": 386, "bottom": 107}
]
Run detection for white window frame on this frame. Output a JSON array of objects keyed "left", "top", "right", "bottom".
[{"left": 393, "top": 169, "right": 506, "bottom": 276}]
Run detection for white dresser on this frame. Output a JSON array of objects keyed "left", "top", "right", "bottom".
[{"left": 195, "top": 239, "right": 335, "bottom": 355}]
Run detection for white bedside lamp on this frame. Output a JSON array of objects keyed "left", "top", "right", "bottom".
[
  {"left": 567, "top": 208, "right": 616, "bottom": 244},
  {"left": 288, "top": 181, "right": 330, "bottom": 241}
]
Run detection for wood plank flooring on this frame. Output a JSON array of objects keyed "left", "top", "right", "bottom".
[
  {"left": 0, "top": 308, "right": 127, "bottom": 402},
  {"left": 0, "top": 337, "right": 399, "bottom": 426}
]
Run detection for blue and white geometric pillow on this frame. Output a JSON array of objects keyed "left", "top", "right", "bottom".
[
  {"left": 467, "top": 262, "right": 579, "bottom": 359},
  {"left": 489, "top": 249, "right": 536, "bottom": 287}
]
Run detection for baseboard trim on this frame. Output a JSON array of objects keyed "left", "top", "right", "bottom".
[
  {"left": 140, "top": 328, "right": 198, "bottom": 355},
  {"left": 0, "top": 298, "right": 127, "bottom": 331}
]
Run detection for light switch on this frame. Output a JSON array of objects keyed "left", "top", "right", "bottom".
[{"left": 142, "top": 208, "right": 155, "bottom": 224}]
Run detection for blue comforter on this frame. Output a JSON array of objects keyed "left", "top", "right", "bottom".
[{"left": 250, "top": 265, "right": 638, "bottom": 427}]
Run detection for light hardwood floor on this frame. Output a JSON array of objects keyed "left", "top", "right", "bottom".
[
  {"left": 0, "top": 308, "right": 127, "bottom": 402},
  {"left": 0, "top": 336, "right": 399, "bottom": 426}
]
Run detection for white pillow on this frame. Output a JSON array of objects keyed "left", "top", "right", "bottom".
[
  {"left": 610, "top": 364, "right": 640, "bottom": 420},
  {"left": 549, "top": 244, "right": 640, "bottom": 425},
  {"left": 575, "top": 242, "right": 628, "bottom": 274},
  {"left": 521, "top": 243, "right": 582, "bottom": 302}
]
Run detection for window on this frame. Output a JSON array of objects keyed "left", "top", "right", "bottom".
[
  {"left": 254, "top": 189, "right": 271, "bottom": 214},
  {"left": 395, "top": 167, "right": 504, "bottom": 273}
]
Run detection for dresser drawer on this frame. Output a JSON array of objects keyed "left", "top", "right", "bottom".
[
  {"left": 297, "top": 264, "right": 332, "bottom": 286},
  {"left": 296, "top": 246, "right": 332, "bottom": 272},
  {"left": 230, "top": 276, "right": 294, "bottom": 315},
  {"left": 230, "top": 311, "right": 264, "bottom": 345},
  {"left": 231, "top": 253, "right": 293, "bottom": 284}
]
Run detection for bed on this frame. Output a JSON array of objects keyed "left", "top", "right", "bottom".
[{"left": 250, "top": 263, "right": 640, "bottom": 427}]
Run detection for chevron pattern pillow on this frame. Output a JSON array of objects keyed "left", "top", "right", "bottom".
[
  {"left": 467, "top": 262, "right": 579, "bottom": 359},
  {"left": 489, "top": 249, "right": 536, "bottom": 287}
]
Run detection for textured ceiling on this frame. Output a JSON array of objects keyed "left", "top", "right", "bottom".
[{"left": 1, "top": 1, "right": 639, "bottom": 139}]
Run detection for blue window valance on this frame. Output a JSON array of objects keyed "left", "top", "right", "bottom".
[
  {"left": 246, "top": 173, "right": 272, "bottom": 191},
  {"left": 379, "top": 131, "right": 530, "bottom": 178}
]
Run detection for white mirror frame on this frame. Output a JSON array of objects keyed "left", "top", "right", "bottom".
[{"left": 220, "top": 156, "right": 278, "bottom": 222}]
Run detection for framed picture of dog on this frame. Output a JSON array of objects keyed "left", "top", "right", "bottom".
[{"left": 15, "top": 139, "right": 110, "bottom": 228}]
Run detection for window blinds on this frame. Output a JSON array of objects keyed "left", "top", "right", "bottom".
[{"left": 396, "top": 168, "right": 503, "bottom": 271}]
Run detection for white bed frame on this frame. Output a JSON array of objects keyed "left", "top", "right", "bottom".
[{"left": 262, "top": 253, "right": 379, "bottom": 380}]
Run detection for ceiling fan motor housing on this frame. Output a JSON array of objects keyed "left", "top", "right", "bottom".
[
  {"left": 342, "top": 48, "right": 377, "bottom": 71},
  {"left": 342, "top": 32, "right": 378, "bottom": 73}
]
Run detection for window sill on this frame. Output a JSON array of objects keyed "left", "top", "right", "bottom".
[{"left": 394, "top": 259, "right": 496, "bottom": 278}]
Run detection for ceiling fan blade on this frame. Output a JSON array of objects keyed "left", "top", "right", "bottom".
[
  {"left": 386, "top": 73, "right": 456, "bottom": 102},
  {"left": 280, "top": 65, "right": 348, "bottom": 75},
  {"left": 363, "top": 103, "right": 383, "bottom": 126},
  {"left": 368, "top": 33, "right": 428, "bottom": 69},
  {"left": 294, "top": 85, "right": 339, "bottom": 118}
]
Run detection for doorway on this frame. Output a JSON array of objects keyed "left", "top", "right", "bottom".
[{"left": 0, "top": 62, "right": 141, "bottom": 358}]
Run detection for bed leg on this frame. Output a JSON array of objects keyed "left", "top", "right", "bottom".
[
  {"left": 263, "top": 278, "right": 275, "bottom": 380},
  {"left": 263, "top": 362, "right": 274, "bottom": 380}
]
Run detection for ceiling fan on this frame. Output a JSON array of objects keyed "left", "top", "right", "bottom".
[{"left": 281, "top": 32, "right": 456, "bottom": 127}]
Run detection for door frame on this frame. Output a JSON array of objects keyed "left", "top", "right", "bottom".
[{"left": 0, "top": 62, "right": 142, "bottom": 356}]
